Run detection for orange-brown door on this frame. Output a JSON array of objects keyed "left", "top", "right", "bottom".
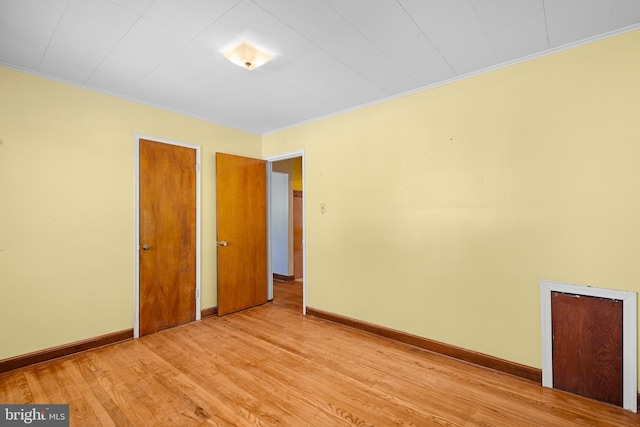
[
  {"left": 216, "top": 153, "right": 267, "bottom": 316},
  {"left": 139, "top": 139, "right": 196, "bottom": 336}
]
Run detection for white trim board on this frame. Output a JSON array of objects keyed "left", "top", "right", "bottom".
[
  {"left": 134, "top": 134, "right": 202, "bottom": 339},
  {"left": 540, "top": 280, "right": 637, "bottom": 412}
]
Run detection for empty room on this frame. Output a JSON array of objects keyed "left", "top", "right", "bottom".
[{"left": 2, "top": 1, "right": 640, "bottom": 425}]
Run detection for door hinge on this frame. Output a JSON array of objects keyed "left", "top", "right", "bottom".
[
  {"left": 195, "top": 289, "right": 200, "bottom": 298},
  {"left": 196, "top": 163, "right": 200, "bottom": 172}
]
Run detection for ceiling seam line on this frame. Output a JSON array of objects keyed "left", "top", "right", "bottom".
[
  {"left": 395, "top": 0, "right": 456, "bottom": 76},
  {"left": 249, "top": 0, "right": 390, "bottom": 96},
  {"left": 320, "top": 0, "right": 420, "bottom": 86},
  {"left": 468, "top": 0, "right": 500, "bottom": 63},
  {"left": 189, "top": 0, "right": 245, "bottom": 23},
  {"left": 37, "top": 0, "right": 70, "bottom": 71},
  {"left": 82, "top": 15, "right": 144, "bottom": 85},
  {"left": 542, "top": 0, "right": 550, "bottom": 48},
  {"left": 82, "top": 0, "right": 157, "bottom": 85},
  {"left": 609, "top": 1, "right": 617, "bottom": 30},
  {"left": 128, "top": 1, "right": 247, "bottom": 87}
]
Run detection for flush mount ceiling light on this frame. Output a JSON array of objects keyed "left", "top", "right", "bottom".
[{"left": 223, "top": 41, "right": 273, "bottom": 71}]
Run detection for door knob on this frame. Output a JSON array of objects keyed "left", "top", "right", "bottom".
[
  {"left": 217, "top": 241, "right": 228, "bottom": 247},
  {"left": 142, "top": 244, "right": 151, "bottom": 250}
]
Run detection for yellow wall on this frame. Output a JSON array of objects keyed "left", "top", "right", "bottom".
[
  {"left": 292, "top": 157, "right": 302, "bottom": 191},
  {"left": 0, "top": 67, "right": 261, "bottom": 359},
  {"left": 263, "top": 30, "right": 640, "bottom": 374}
]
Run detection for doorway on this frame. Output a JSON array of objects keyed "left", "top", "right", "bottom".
[
  {"left": 267, "top": 152, "right": 305, "bottom": 314},
  {"left": 134, "top": 135, "right": 201, "bottom": 338}
]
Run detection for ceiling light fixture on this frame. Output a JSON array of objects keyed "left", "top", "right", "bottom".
[{"left": 223, "top": 41, "right": 273, "bottom": 71}]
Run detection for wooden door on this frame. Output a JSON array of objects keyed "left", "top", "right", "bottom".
[
  {"left": 139, "top": 139, "right": 196, "bottom": 336},
  {"left": 293, "top": 190, "right": 303, "bottom": 279},
  {"left": 551, "top": 291, "right": 623, "bottom": 406},
  {"left": 216, "top": 153, "right": 267, "bottom": 316}
]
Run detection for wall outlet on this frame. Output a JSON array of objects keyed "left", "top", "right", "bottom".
[{"left": 320, "top": 202, "right": 326, "bottom": 214}]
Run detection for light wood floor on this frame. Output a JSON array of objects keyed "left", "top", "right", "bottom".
[{"left": 2, "top": 280, "right": 639, "bottom": 426}]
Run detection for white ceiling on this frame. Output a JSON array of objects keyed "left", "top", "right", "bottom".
[{"left": 1, "top": 0, "right": 639, "bottom": 135}]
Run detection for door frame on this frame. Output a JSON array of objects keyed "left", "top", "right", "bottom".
[
  {"left": 265, "top": 150, "right": 306, "bottom": 314},
  {"left": 540, "top": 280, "right": 637, "bottom": 412},
  {"left": 134, "top": 134, "right": 202, "bottom": 338}
]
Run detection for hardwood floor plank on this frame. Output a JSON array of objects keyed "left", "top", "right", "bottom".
[
  {"left": 55, "top": 360, "right": 104, "bottom": 426},
  {"left": 209, "top": 317, "right": 453, "bottom": 425},
  {"left": 1, "top": 281, "right": 639, "bottom": 426},
  {"left": 134, "top": 331, "right": 278, "bottom": 426},
  {"left": 23, "top": 370, "right": 47, "bottom": 403},
  {"left": 0, "top": 371, "right": 32, "bottom": 404},
  {"left": 147, "top": 331, "right": 308, "bottom": 425},
  {"left": 60, "top": 356, "right": 129, "bottom": 426},
  {"left": 177, "top": 320, "right": 361, "bottom": 426},
  {"left": 24, "top": 365, "right": 65, "bottom": 405},
  {"left": 225, "top": 311, "right": 477, "bottom": 425},
  {"left": 225, "top": 309, "right": 500, "bottom": 421}
]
